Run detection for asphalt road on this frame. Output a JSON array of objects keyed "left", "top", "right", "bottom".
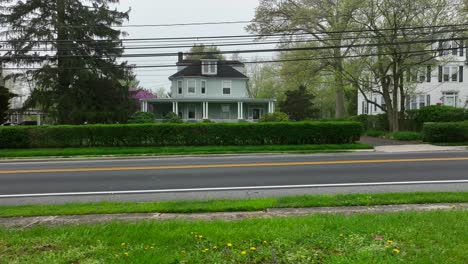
[{"left": 0, "top": 151, "right": 467, "bottom": 204}]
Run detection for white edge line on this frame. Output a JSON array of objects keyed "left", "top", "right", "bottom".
[{"left": 1, "top": 180, "right": 468, "bottom": 199}]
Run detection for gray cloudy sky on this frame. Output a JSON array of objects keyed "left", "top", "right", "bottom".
[{"left": 118, "top": 0, "right": 262, "bottom": 91}]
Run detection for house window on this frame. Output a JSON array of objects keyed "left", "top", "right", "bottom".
[
  {"left": 451, "top": 66, "right": 458, "bottom": 82},
  {"left": 201, "top": 80, "right": 206, "bottom": 94},
  {"left": 222, "top": 80, "right": 231, "bottom": 95},
  {"left": 419, "top": 95, "right": 426, "bottom": 109},
  {"left": 202, "top": 61, "right": 217, "bottom": 75},
  {"left": 427, "top": 94, "right": 431, "bottom": 106},
  {"left": 187, "top": 80, "right": 196, "bottom": 94},
  {"left": 411, "top": 96, "right": 418, "bottom": 110},
  {"left": 443, "top": 66, "right": 450, "bottom": 82},
  {"left": 178, "top": 81, "right": 182, "bottom": 94},
  {"left": 381, "top": 96, "right": 387, "bottom": 111}
]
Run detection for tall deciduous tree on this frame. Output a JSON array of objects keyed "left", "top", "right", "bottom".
[
  {"left": 0, "top": 0, "right": 133, "bottom": 124},
  {"left": 185, "top": 45, "right": 225, "bottom": 60},
  {"left": 279, "top": 85, "right": 319, "bottom": 121},
  {"left": 248, "top": 0, "right": 363, "bottom": 118},
  {"left": 346, "top": 0, "right": 462, "bottom": 131}
]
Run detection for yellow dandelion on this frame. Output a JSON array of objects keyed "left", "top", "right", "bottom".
[
  {"left": 150, "top": 246, "right": 155, "bottom": 249},
  {"left": 121, "top": 243, "right": 126, "bottom": 247},
  {"left": 181, "top": 250, "right": 186, "bottom": 254},
  {"left": 202, "top": 248, "right": 209, "bottom": 253},
  {"left": 385, "top": 245, "right": 390, "bottom": 249},
  {"left": 250, "top": 247, "right": 256, "bottom": 251},
  {"left": 263, "top": 240, "right": 268, "bottom": 244},
  {"left": 393, "top": 248, "right": 400, "bottom": 254},
  {"left": 124, "top": 252, "right": 129, "bottom": 257},
  {"left": 198, "top": 235, "right": 203, "bottom": 239},
  {"left": 339, "top": 233, "right": 344, "bottom": 237},
  {"left": 213, "top": 246, "right": 219, "bottom": 249},
  {"left": 227, "top": 243, "right": 233, "bottom": 247},
  {"left": 241, "top": 251, "right": 247, "bottom": 255},
  {"left": 387, "top": 240, "right": 393, "bottom": 244}
]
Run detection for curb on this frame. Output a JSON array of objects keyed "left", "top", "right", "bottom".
[{"left": 1, "top": 203, "right": 466, "bottom": 228}]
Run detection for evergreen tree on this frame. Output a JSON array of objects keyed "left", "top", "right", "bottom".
[
  {"left": 0, "top": 85, "right": 14, "bottom": 123},
  {"left": 0, "top": 0, "right": 133, "bottom": 124},
  {"left": 279, "top": 85, "right": 319, "bottom": 121}
]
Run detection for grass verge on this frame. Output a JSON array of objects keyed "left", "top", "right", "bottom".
[
  {"left": 0, "top": 144, "right": 372, "bottom": 159},
  {"left": 0, "top": 211, "right": 467, "bottom": 263},
  {"left": 364, "top": 130, "right": 423, "bottom": 141},
  {"left": 1, "top": 192, "right": 467, "bottom": 218}
]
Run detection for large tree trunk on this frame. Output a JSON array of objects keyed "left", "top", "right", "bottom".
[
  {"left": 334, "top": 49, "right": 347, "bottom": 118},
  {"left": 56, "top": 0, "right": 71, "bottom": 124}
]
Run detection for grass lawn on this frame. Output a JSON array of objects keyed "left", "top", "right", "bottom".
[
  {"left": 0, "top": 210, "right": 467, "bottom": 263},
  {"left": 1, "top": 192, "right": 467, "bottom": 218},
  {"left": 0, "top": 144, "right": 372, "bottom": 159}
]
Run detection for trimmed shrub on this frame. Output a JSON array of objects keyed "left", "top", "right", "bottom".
[
  {"left": 414, "top": 105, "right": 465, "bottom": 123},
  {"left": 260, "top": 112, "right": 290, "bottom": 122},
  {"left": 0, "top": 122, "right": 363, "bottom": 148},
  {"left": 128, "top": 112, "right": 155, "bottom": 124},
  {"left": 422, "top": 122, "right": 468, "bottom": 143}
]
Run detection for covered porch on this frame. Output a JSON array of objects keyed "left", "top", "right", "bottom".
[{"left": 141, "top": 98, "right": 276, "bottom": 122}]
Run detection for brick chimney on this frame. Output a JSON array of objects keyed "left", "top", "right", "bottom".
[{"left": 178, "top": 52, "right": 183, "bottom": 62}]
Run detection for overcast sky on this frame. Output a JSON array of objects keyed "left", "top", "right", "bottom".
[{"left": 118, "top": 0, "right": 262, "bottom": 92}]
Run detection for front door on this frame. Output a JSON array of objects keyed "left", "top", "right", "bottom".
[{"left": 253, "top": 109, "right": 261, "bottom": 120}]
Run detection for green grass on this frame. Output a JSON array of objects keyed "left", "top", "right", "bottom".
[
  {"left": 0, "top": 144, "right": 372, "bottom": 159},
  {"left": 364, "top": 129, "right": 387, "bottom": 137},
  {"left": 1, "top": 192, "right": 467, "bottom": 218},
  {"left": 1, "top": 210, "right": 467, "bottom": 263}
]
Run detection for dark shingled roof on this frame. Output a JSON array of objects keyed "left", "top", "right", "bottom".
[{"left": 170, "top": 61, "right": 248, "bottom": 79}]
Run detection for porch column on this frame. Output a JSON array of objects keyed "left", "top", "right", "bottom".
[
  {"left": 203, "top": 102, "right": 209, "bottom": 119},
  {"left": 37, "top": 113, "right": 41, "bottom": 126},
  {"left": 172, "top": 101, "right": 179, "bottom": 114},
  {"left": 141, "top": 100, "right": 145, "bottom": 112},
  {"left": 268, "top": 101, "right": 274, "bottom": 113},
  {"left": 238, "top": 102, "right": 244, "bottom": 119}
]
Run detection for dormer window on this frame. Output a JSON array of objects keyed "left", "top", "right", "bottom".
[{"left": 202, "top": 60, "right": 218, "bottom": 75}]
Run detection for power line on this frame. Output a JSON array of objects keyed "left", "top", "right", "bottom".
[
  {"left": 2, "top": 45, "right": 463, "bottom": 71},
  {"left": 1, "top": 22, "right": 467, "bottom": 44},
  {"left": 3, "top": 35, "right": 466, "bottom": 60}
]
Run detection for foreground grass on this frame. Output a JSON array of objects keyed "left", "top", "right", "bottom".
[
  {"left": 0, "top": 211, "right": 467, "bottom": 263},
  {"left": 1, "top": 192, "right": 467, "bottom": 218},
  {"left": 0, "top": 144, "right": 372, "bottom": 158}
]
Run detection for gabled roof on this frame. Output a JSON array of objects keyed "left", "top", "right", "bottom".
[{"left": 170, "top": 61, "right": 248, "bottom": 79}]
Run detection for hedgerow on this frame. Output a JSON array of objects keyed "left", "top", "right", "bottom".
[
  {"left": 422, "top": 122, "right": 468, "bottom": 143},
  {"left": 0, "top": 122, "right": 362, "bottom": 148}
]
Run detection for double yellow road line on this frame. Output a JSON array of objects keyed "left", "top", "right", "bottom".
[{"left": 1, "top": 157, "right": 467, "bottom": 174}]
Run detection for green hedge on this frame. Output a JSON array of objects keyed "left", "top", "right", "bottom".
[
  {"left": 422, "top": 122, "right": 468, "bottom": 143},
  {"left": 0, "top": 122, "right": 362, "bottom": 148}
]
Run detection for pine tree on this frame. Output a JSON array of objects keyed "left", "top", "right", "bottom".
[{"left": 0, "top": 0, "right": 133, "bottom": 124}]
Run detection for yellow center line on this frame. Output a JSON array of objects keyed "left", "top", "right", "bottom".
[{"left": 0, "top": 157, "right": 467, "bottom": 174}]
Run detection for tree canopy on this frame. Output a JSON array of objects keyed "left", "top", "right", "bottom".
[{"left": 0, "top": 0, "right": 134, "bottom": 124}]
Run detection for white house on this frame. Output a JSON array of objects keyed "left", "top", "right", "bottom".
[
  {"left": 358, "top": 40, "right": 468, "bottom": 115},
  {"left": 140, "top": 53, "right": 276, "bottom": 122}
]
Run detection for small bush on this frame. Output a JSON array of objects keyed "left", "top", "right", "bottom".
[
  {"left": 388, "top": 131, "right": 422, "bottom": 141},
  {"left": 202, "top": 119, "right": 213, "bottom": 123},
  {"left": 0, "top": 122, "right": 362, "bottom": 148},
  {"left": 128, "top": 112, "right": 155, "bottom": 124},
  {"left": 422, "top": 121, "right": 468, "bottom": 143},
  {"left": 163, "top": 112, "right": 183, "bottom": 123},
  {"left": 260, "top": 112, "right": 290, "bottom": 122}
]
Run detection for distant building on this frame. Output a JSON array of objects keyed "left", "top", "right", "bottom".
[
  {"left": 358, "top": 40, "right": 468, "bottom": 115},
  {"left": 140, "top": 53, "right": 276, "bottom": 122}
]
